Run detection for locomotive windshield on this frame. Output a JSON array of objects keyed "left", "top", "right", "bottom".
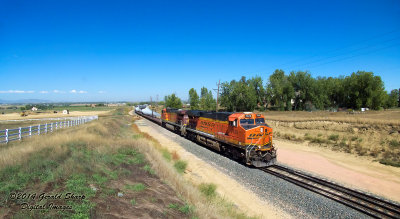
[
  {"left": 255, "top": 118, "right": 265, "bottom": 124},
  {"left": 240, "top": 119, "right": 258, "bottom": 130},
  {"left": 240, "top": 119, "right": 254, "bottom": 125}
]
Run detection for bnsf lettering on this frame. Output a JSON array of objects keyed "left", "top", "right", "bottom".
[
  {"left": 247, "top": 133, "right": 263, "bottom": 139},
  {"left": 200, "top": 121, "right": 215, "bottom": 127}
]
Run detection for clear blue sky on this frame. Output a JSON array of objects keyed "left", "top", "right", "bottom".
[{"left": 0, "top": 0, "right": 399, "bottom": 102}]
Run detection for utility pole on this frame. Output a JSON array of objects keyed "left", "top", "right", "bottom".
[
  {"left": 213, "top": 80, "right": 221, "bottom": 112},
  {"left": 150, "top": 96, "right": 153, "bottom": 117},
  {"left": 156, "top": 94, "right": 159, "bottom": 113}
]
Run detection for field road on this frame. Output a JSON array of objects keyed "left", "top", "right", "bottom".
[{"left": 276, "top": 139, "right": 400, "bottom": 203}]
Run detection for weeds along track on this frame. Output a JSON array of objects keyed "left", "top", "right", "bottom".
[{"left": 262, "top": 165, "right": 400, "bottom": 218}]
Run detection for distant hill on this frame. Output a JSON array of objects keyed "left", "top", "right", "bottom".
[{"left": 0, "top": 99, "right": 52, "bottom": 104}]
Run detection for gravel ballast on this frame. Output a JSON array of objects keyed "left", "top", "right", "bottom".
[{"left": 138, "top": 118, "right": 370, "bottom": 218}]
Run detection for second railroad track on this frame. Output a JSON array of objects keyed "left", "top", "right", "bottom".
[{"left": 261, "top": 165, "right": 400, "bottom": 218}]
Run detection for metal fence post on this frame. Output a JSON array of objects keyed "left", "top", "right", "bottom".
[
  {"left": 5, "top": 129, "right": 8, "bottom": 143},
  {"left": 51, "top": 123, "right": 53, "bottom": 132},
  {"left": 38, "top": 124, "right": 41, "bottom": 135},
  {"left": 56, "top": 122, "right": 58, "bottom": 130},
  {"left": 29, "top": 126, "right": 32, "bottom": 137},
  {"left": 19, "top": 127, "right": 21, "bottom": 140},
  {"left": 45, "top": 123, "right": 48, "bottom": 134}
]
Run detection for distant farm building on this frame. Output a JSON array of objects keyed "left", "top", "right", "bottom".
[
  {"left": 107, "top": 103, "right": 126, "bottom": 107},
  {"left": 31, "top": 107, "right": 38, "bottom": 111}
]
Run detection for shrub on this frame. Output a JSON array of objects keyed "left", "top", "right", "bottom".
[
  {"left": 174, "top": 160, "right": 187, "bottom": 174},
  {"left": 161, "top": 148, "right": 171, "bottom": 161},
  {"left": 179, "top": 204, "right": 194, "bottom": 214},
  {"left": 199, "top": 183, "right": 217, "bottom": 198},
  {"left": 143, "top": 164, "right": 155, "bottom": 175},
  {"left": 168, "top": 203, "right": 179, "bottom": 209},
  {"left": 125, "top": 183, "right": 147, "bottom": 192},
  {"left": 379, "top": 159, "right": 400, "bottom": 167},
  {"left": 328, "top": 134, "right": 339, "bottom": 141},
  {"left": 304, "top": 133, "right": 313, "bottom": 141},
  {"left": 389, "top": 140, "right": 400, "bottom": 148}
]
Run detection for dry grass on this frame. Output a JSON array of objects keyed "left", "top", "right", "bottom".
[
  {"left": 265, "top": 109, "right": 400, "bottom": 167},
  {"left": 0, "top": 116, "right": 123, "bottom": 168},
  {"left": 0, "top": 110, "right": 110, "bottom": 121},
  {"left": 260, "top": 109, "right": 400, "bottom": 125}
]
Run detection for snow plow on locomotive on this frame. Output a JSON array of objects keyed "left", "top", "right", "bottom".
[{"left": 135, "top": 106, "right": 277, "bottom": 167}]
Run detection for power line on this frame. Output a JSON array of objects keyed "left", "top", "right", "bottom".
[
  {"left": 301, "top": 42, "right": 400, "bottom": 69},
  {"left": 288, "top": 36, "right": 400, "bottom": 70},
  {"left": 277, "top": 28, "right": 400, "bottom": 69}
]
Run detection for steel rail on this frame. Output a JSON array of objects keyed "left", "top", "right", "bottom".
[{"left": 262, "top": 165, "right": 400, "bottom": 218}]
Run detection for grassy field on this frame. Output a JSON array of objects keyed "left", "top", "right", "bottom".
[
  {"left": 260, "top": 108, "right": 400, "bottom": 125},
  {"left": 52, "top": 106, "right": 116, "bottom": 112},
  {"left": 0, "top": 108, "right": 254, "bottom": 218},
  {"left": 0, "top": 106, "right": 115, "bottom": 117},
  {"left": 261, "top": 109, "right": 400, "bottom": 167}
]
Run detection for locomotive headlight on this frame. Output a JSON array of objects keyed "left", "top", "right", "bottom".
[{"left": 260, "top": 127, "right": 263, "bottom": 133}]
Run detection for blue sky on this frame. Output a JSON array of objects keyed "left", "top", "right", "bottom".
[{"left": 0, "top": 0, "right": 399, "bottom": 102}]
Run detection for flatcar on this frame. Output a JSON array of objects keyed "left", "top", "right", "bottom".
[{"left": 160, "top": 108, "right": 276, "bottom": 167}]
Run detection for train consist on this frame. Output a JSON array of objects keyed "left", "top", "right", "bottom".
[{"left": 135, "top": 106, "right": 277, "bottom": 167}]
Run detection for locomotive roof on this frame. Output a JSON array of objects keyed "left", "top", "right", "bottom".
[{"left": 186, "top": 110, "right": 234, "bottom": 121}]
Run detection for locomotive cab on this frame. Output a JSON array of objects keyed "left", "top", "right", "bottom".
[{"left": 228, "top": 112, "right": 276, "bottom": 167}]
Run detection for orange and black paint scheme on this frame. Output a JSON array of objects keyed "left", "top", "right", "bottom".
[{"left": 161, "top": 108, "right": 276, "bottom": 167}]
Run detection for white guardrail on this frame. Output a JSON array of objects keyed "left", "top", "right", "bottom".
[{"left": 0, "top": 115, "right": 98, "bottom": 144}]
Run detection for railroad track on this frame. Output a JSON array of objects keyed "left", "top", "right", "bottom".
[{"left": 261, "top": 165, "right": 400, "bottom": 218}]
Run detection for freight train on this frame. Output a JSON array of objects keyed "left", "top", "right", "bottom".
[{"left": 135, "top": 107, "right": 277, "bottom": 167}]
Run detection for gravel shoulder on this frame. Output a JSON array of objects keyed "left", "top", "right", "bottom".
[{"left": 136, "top": 117, "right": 368, "bottom": 218}]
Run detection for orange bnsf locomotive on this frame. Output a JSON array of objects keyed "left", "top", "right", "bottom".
[{"left": 161, "top": 108, "right": 276, "bottom": 167}]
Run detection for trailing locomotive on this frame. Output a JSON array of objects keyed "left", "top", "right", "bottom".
[{"left": 135, "top": 107, "right": 277, "bottom": 167}]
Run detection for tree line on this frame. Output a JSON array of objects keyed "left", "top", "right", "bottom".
[{"left": 164, "top": 70, "right": 399, "bottom": 111}]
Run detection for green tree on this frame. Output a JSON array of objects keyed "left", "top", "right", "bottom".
[
  {"left": 164, "top": 94, "right": 182, "bottom": 109},
  {"left": 385, "top": 89, "right": 399, "bottom": 108},
  {"left": 199, "top": 87, "right": 216, "bottom": 111},
  {"left": 220, "top": 77, "right": 257, "bottom": 112},
  {"left": 343, "top": 71, "right": 386, "bottom": 110},
  {"left": 266, "top": 70, "right": 294, "bottom": 111},
  {"left": 188, "top": 88, "right": 200, "bottom": 110},
  {"left": 247, "top": 76, "right": 265, "bottom": 108},
  {"left": 287, "top": 71, "right": 314, "bottom": 110}
]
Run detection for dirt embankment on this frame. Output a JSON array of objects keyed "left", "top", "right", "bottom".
[{"left": 268, "top": 118, "right": 400, "bottom": 167}]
